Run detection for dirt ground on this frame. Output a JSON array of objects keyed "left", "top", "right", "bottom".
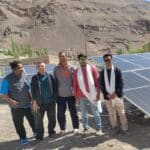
[{"left": 0, "top": 101, "right": 150, "bottom": 150}]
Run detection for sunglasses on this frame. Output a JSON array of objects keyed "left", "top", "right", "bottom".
[{"left": 104, "top": 59, "right": 111, "bottom": 62}]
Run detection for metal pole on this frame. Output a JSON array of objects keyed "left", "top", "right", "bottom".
[{"left": 82, "top": 0, "right": 87, "bottom": 57}]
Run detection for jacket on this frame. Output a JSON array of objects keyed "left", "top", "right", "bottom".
[
  {"left": 100, "top": 66, "right": 124, "bottom": 100},
  {"left": 31, "top": 72, "right": 57, "bottom": 105}
]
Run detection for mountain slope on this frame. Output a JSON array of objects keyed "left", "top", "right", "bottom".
[{"left": 0, "top": 0, "right": 150, "bottom": 54}]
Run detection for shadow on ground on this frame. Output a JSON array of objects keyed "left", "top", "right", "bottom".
[{"left": 1, "top": 101, "right": 150, "bottom": 150}]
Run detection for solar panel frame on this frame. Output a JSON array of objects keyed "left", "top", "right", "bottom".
[
  {"left": 24, "top": 65, "right": 37, "bottom": 75},
  {"left": 123, "top": 71, "right": 150, "bottom": 90},
  {"left": 135, "top": 69, "right": 150, "bottom": 80},
  {"left": 124, "top": 86, "right": 150, "bottom": 116},
  {"left": 90, "top": 53, "right": 150, "bottom": 116},
  {"left": 129, "top": 59, "right": 150, "bottom": 67},
  {"left": 115, "top": 54, "right": 144, "bottom": 61}
]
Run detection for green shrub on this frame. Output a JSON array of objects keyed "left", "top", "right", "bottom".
[
  {"left": 116, "top": 48, "right": 125, "bottom": 55},
  {"left": 1, "top": 41, "right": 48, "bottom": 58},
  {"left": 116, "top": 42, "right": 150, "bottom": 55}
]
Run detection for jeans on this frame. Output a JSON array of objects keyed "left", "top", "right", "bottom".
[
  {"left": 34, "top": 101, "right": 56, "bottom": 140},
  {"left": 57, "top": 96, "right": 79, "bottom": 130},
  {"left": 11, "top": 107, "right": 35, "bottom": 139},
  {"left": 79, "top": 98, "right": 102, "bottom": 130}
]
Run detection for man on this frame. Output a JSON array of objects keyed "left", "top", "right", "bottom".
[
  {"left": 100, "top": 53, "right": 128, "bottom": 135},
  {"left": 54, "top": 51, "right": 79, "bottom": 134},
  {"left": 31, "top": 62, "right": 56, "bottom": 143},
  {"left": 0, "top": 61, "right": 35, "bottom": 145},
  {"left": 73, "top": 53, "right": 103, "bottom": 136}
]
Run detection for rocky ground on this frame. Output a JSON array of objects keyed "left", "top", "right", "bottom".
[
  {"left": 0, "top": 0, "right": 150, "bottom": 54},
  {"left": 0, "top": 101, "right": 150, "bottom": 150}
]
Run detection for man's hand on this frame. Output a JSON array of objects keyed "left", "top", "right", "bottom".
[
  {"left": 111, "top": 93, "right": 117, "bottom": 99},
  {"left": 32, "top": 101, "right": 40, "bottom": 113},
  {"left": 96, "top": 93, "right": 100, "bottom": 101},
  {"left": 107, "top": 94, "right": 112, "bottom": 99},
  {"left": 107, "top": 93, "right": 117, "bottom": 100},
  {"left": 9, "top": 99, "right": 19, "bottom": 106},
  {"left": 76, "top": 97, "right": 80, "bottom": 104}
]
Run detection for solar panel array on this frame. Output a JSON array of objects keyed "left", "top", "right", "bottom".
[
  {"left": 90, "top": 52, "right": 150, "bottom": 116},
  {"left": 0, "top": 64, "right": 56, "bottom": 91}
]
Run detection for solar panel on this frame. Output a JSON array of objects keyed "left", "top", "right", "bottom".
[
  {"left": 46, "top": 64, "right": 56, "bottom": 74},
  {"left": 26, "top": 74, "right": 33, "bottom": 83},
  {"left": 135, "top": 69, "right": 150, "bottom": 80},
  {"left": 123, "top": 72, "right": 150, "bottom": 90},
  {"left": 90, "top": 56, "right": 103, "bottom": 64},
  {"left": 4, "top": 66, "right": 11, "bottom": 75},
  {"left": 114, "top": 61, "right": 140, "bottom": 71},
  {"left": 90, "top": 56, "right": 142, "bottom": 71},
  {"left": 0, "top": 64, "right": 56, "bottom": 92},
  {"left": 124, "top": 86, "right": 150, "bottom": 115},
  {"left": 90, "top": 52, "right": 150, "bottom": 116},
  {"left": 115, "top": 54, "right": 144, "bottom": 61},
  {"left": 24, "top": 65, "right": 36, "bottom": 75},
  {"left": 139, "top": 52, "right": 150, "bottom": 57},
  {"left": 129, "top": 59, "right": 150, "bottom": 67}
]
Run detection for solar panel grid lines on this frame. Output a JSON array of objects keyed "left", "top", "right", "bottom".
[
  {"left": 46, "top": 64, "right": 56, "bottom": 74},
  {"left": 124, "top": 86, "right": 150, "bottom": 116},
  {"left": 114, "top": 55, "right": 144, "bottom": 69},
  {"left": 23, "top": 65, "right": 37, "bottom": 75},
  {"left": 4, "top": 66, "right": 11, "bottom": 75},
  {"left": 124, "top": 85, "right": 150, "bottom": 92},
  {"left": 139, "top": 53, "right": 150, "bottom": 59},
  {"left": 89, "top": 52, "right": 150, "bottom": 116},
  {"left": 115, "top": 54, "right": 144, "bottom": 61},
  {"left": 122, "top": 67, "right": 150, "bottom": 73},
  {"left": 131, "top": 71, "right": 150, "bottom": 82},
  {"left": 0, "top": 63, "right": 56, "bottom": 87},
  {"left": 123, "top": 71, "right": 150, "bottom": 90},
  {"left": 124, "top": 94, "right": 150, "bottom": 117},
  {"left": 136, "top": 69, "right": 150, "bottom": 80}
]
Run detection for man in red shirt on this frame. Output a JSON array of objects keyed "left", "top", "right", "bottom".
[{"left": 73, "top": 53, "right": 103, "bottom": 135}]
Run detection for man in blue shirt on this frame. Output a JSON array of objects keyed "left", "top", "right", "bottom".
[
  {"left": 31, "top": 62, "right": 56, "bottom": 144},
  {"left": 0, "top": 61, "right": 35, "bottom": 145}
]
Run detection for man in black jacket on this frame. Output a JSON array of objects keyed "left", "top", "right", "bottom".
[
  {"left": 100, "top": 54, "right": 128, "bottom": 135},
  {"left": 31, "top": 62, "right": 56, "bottom": 143}
]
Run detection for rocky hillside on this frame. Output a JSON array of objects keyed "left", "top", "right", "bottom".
[{"left": 0, "top": 0, "right": 150, "bottom": 54}]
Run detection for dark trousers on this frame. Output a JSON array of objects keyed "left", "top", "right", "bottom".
[
  {"left": 57, "top": 96, "right": 79, "bottom": 130},
  {"left": 11, "top": 107, "right": 35, "bottom": 139},
  {"left": 34, "top": 101, "right": 56, "bottom": 140}
]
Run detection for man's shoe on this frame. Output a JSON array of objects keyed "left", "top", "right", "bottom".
[
  {"left": 95, "top": 129, "right": 104, "bottom": 136},
  {"left": 73, "top": 129, "right": 80, "bottom": 135},
  {"left": 82, "top": 128, "right": 89, "bottom": 135},
  {"left": 31, "top": 139, "right": 42, "bottom": 145},
  {"left": 111, "top": 127, "right": 120, "bottom": 135},
  {"left": 33, "top": 132, "right": 36, "bottom": 138},
  {"left": 49, "top": 131, "right": 56, "bottom": 138},
  {"left": 60, "top": 130, "right": 67, "bottom": 135},
  {"left": 121, "top": 130, "right": 130, "bottom": 137},
  {"left": 20, "top": 138, "right": 29, "bottom": 145}
]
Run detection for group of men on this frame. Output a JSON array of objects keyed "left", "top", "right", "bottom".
[{"left": 0, "top": 51, "right": 128, "bottom": 146}]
